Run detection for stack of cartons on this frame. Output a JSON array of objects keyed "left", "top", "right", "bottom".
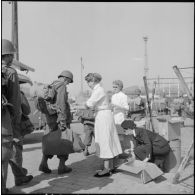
[{"left": 156, "top": 115, "right": 184, "bottom": 172}]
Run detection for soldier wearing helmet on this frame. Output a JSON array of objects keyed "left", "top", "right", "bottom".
[
  {"left": 128, "top": 88, "right": 146, "bottom": 121},
  {"left": 58, "top": 70, "right": 73, "bottom": 83},
  {"left": 39, "top": 70, "right": 74, "bottom": 174},
  {"left": 2, "top": 39, "right": 33, "bottom": 192}
]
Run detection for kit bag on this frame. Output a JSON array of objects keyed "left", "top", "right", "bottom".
[
  {"left": 34, "top": 84, "right": 57, "bottom": 115},
  {"left": 42, "top": 128, "right": 85, "bottom": 155}
]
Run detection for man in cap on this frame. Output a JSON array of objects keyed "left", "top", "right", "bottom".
[
  {"left": 121, "top": 120, "right": 170, "bottom": 171},
  {"left": 39, "top": 70, "right": 74, "bottom": 174},
  {"left": 128, "top": 88, "right": 146, "bottom": 121},
  {"left": 2, "top": 39, "right": 33, "bottom": 192}
]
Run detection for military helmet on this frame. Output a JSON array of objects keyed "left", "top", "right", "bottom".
[
  {"left": 135, "top": 88, "right": 141, "bottom": 95},
  {"left": 58, "top": 70, "right": 73, "bottom": 83},
  {"left": 2, "top": 39, "right": 16, "bottom": 55}
]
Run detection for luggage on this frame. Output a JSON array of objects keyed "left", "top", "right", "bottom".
[{"left": 42, "top": 128, "right": 85, "bottom": 155}]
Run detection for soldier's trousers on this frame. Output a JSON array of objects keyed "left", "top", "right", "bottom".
[
  {"left": 9, "top": 139, "right": 27, "bottom": 181},
  {"left": 2, "top": 136, "right": 13, "bottom": 193},
  {"left": 45, "top": 154, "right": 69, "bottom": 161}
]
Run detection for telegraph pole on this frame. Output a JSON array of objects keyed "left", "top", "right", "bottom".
[
  {"left": 12, "top": 1, "right": 19, "bottom": 60},
  {"left": 80, "top": 57, "right": 83, "bottom": 93},
  {"left": 143, "top": 36, "right": 149, "bottom": 78}
]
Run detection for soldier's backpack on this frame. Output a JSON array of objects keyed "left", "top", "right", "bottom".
[{"left": 34, "top": 84, "right": 58, "bottom": 115}]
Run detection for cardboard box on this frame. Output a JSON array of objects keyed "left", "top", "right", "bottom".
[
  {"left": 118, "top": 160, "right": 163, "bottom": 184},
  {"left": 156, "top": 116, "right": 183, "bottom": 141}
]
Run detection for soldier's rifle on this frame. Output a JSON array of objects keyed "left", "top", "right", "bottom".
[{"left": 143, "top": 76, "right": 155, "bottom": 132}]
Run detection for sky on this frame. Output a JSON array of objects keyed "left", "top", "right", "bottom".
[{"left": 1, "top": 2, "right": 194, "bottom": 97}]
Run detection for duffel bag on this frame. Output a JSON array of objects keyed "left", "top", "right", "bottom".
[{"left": 42, "top": 128, "right": 85, "bottom": 155}]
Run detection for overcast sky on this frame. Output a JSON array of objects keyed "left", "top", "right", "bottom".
[{"left": 1, "top": 2, "right": 194, "bottom": 96}]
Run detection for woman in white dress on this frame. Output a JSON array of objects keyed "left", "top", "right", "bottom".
[
  {"left": 111, "top": 80, "right": 129, "bottom": 125},
  {"left": 84, "top": 73, "right": 122, "bottom": 177}
]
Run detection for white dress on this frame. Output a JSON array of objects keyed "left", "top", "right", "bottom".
[
  {"left": 111, "top": 91, "right": 129, "bottom": 125},
  {"left": 86, "top": 83, "right": 122, "bottom": 159}
]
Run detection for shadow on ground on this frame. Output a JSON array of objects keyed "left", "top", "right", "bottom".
[
  {"left": 8, "top": 155, "right": 114, "bottom": 194},
  {"left": 23, "top": 146, "right": 42, "bottom": 153}
]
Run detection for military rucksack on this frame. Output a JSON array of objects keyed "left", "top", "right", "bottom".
[{"left": 34, "top": 83, "right": 58, "bottom": 115}]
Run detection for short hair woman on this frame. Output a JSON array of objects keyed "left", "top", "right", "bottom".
[{"left": 84, "top": 73, "right": 122, "bottom": 177}]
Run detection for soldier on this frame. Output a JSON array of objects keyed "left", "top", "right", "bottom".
[
  {"left": 2, "top": 54, "right": 14, "bottom": 194},
  {"left": 39, "top": 70, "right": 74, "bottom": 174},
  {"left": 128, "top": 88, "right": 146, "bottom": 121},
  {"left": 2, "top": 39, "right": 33, "bottom": 192},
  {"left": 10, "top": 75, "right": 34, "bottom": 180}
]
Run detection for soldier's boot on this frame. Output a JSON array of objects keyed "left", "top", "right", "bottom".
[
  {"left": 57, "top": 155, "right": 72, "bottom": 174},
  {"left": 39, "top": 155, "right": 51, "bottom": 174},
  {"left": 22, "top": 167, "right": 28, "bottom": 175},
  {"left": 15, "top": 175, "right": 33, "bottom": 186}
]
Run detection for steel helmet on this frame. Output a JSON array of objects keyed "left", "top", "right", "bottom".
[
  {"left": 2, "top": 39, "right": 16, "bottom": 55},
  {"left": 135, "top": 88, "right": 141, "bottom": 95},
  {"left": 58, "top": 70, "right": 73, "bottom": 83}
]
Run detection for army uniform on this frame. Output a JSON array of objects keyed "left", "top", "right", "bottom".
[
  {"left": 2, "top": 64, "right": 33, "bottom": 190},
  {"left": 2, "top": 67, "right": 14, "bottom": 193},
  {"left": 39, "top": 72, "right": 74, "bottom": 174},
  {"left": 2, "top": 39, "right": 34, "bottom": 192}
]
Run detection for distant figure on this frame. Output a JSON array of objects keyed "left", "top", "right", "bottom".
[
  {"left": 158, "top": 93, "right": 169, "bottom": 115},
  {"left": 128, "top": 88, "right": 146, "bottom": 121},
  {"left": 84, "top": 73, "right": 122, "bottom": 177},
  {"left": 175, "top": 94, "right": 185, "bottom": 116},
  {"left": 111, "top": 80, "right": 129, "bottom": 125},
  {"left": 121, "top": 120, "right": 170, "bottom": 171}
]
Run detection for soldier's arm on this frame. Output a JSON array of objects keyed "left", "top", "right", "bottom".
[
  {"left": 7, "top": 68, "right": 22, "bottom": 122},
  {"left": 56, "top": 84, "right": 68, "bottom": 126}
]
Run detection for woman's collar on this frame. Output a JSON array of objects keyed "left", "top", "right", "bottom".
[{"left": 93, "top": 83, "right": 100, "bottom": 90}]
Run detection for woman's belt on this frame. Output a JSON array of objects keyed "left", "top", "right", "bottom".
[{"left": 96, "top": 107, "right": 111, "bottom": 112}]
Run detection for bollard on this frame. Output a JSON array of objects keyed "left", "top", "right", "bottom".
[{"left": 164, "top": 139, "right": 181, "bottom": 173}]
